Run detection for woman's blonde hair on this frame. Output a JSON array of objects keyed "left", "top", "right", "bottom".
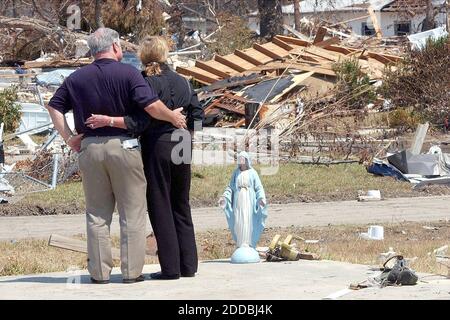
[{"left": 139, "top": 36, "right": 169, "bottom": 76}]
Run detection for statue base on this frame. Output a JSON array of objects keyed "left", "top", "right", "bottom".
[{"left": 230, "top": 246, "right": 260, "bottom": 264}]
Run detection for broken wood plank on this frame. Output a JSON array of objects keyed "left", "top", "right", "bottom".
[
  {"left": 49, "top": 234, "right": 121, "bottom": 261},
  {"left": 313, "top": 27, "right": 327, "bottom": 44},
  {"left": 195, "top": 60, "right": 233, "bottom": 78},
  {"left": 239, "top": 47, "right": 273, "bottom": 65},
  {"left": 326, "top": 45, "right": 357, "bottom": 55},
  {"left": 313, "top": 37, "right": 341, "bottom": 49},
  {"left": 299, "top": 252, "right": 321, "bottom": 260},
  {"left": 367, "top": 51, "right": 402, "bottom": 64},
  {"left": 253, "top": 43, "right": 284, "bottom": 60},
  {"left": 176, "top": 66, "right": 220, "bottom": 85},
  {"left": 368, "top": 6, "right": 383, "bottom": 39},
  {"left": 48, "top": 234, "right": 157, "bottom": 260},
  {"left": 282, "top": 24, "right": 311, "bottom": 42},
  {"left": 234, "top": 118, "right": 246, "bottom": 128},
  {"left": 234, "top": 49, "right": 264, "bottom": 66},
  {"left": 303, "top": 46, "right": 341, "bottom": 62},
  {"left": 272, "top": 37, "right": 294, "bottom": 51},
  {"left": 24, "top": 59, "right": 92, "bottom": 69},
  {"left": 247, "top": 62, "right": 336, "bottom": 77},
  {"left": 275, "top": 35, "right": 311, "bottom": 47},
  {"left": 214, "top": 54, "right": 250, "bottom": 72}
]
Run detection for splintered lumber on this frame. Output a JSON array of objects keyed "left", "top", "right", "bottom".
[
  {"left": 313, "top": 27, "right": 327, "bottom": 44},
  {"left": 303, "top": 46, "right": 342, "bottom": 62},
  {"left": 247, "top": 62, "right": 336, "bottom": 77},
  {"left": 299, "top": 252, "right": 320, "bottom": 260},
  {"left": 368, "top": 6, "right": 383, "bottom": 39},
  {"left": 253, "top": 42, "right": 290, "bottom": 59},
  {"left": 367, "top": 51, "right": 401, "bottom": 64},
  {"left": 24, "top": 59, "right": 92, "bottom": 69},
  {"left": 176, "top": 34, "right": 400, "bottom": 85},
  {"left": 48, "top": 234, "right": 121, "bottom": 260},
  {"left": 275, "top": 35, "right": 311, "bottom": 47},
  {"left": 313, "top": 37, "right": 341, "bottom": 49},
  {"left": 215, "top": 54, "right": 256, "bottom": 72},
  {"left": 177, "top": 66, "right": 220, "bottom": 85},
  {"left": 237, "top": 47, "right": 273, "bottom": 65},
  {"left": 48, "top": 234, "right": 157, "bottom": 260},
  {"left": 282, "top": 24, "right": 311, "bottom": 41},
  {"left": 195, "top": 60, "right": 237, "bottom": 78}
]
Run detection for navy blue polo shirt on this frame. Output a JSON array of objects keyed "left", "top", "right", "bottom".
[{"left": 48, "top": 58, "right": 159, "bottom": 137}]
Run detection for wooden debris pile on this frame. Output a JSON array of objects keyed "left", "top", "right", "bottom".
[{"left": 182, "top": 29, "right": 402, "bottom": 130}]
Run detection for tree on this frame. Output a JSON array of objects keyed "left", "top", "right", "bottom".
[
  {"left": 422, "top": 0, "right": 436, "bottom": 31},
  {"left": 94, "top": 0, "right": 104, "bottom": 29},
  {"left": 293, "top": 0, "right": 301, "bottom": 32},
  {"left": 257, "top": 0, "right": 283, "bottom": 39}
]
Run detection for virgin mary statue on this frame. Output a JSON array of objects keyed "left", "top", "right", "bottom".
[{"left": 219, "top": 151, "right": 268, "bottom": 263}]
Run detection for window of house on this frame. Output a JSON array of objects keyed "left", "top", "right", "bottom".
[
  {"left": 394, "top": 22, "right": 411, "bottom": 36},
  {"left": 361, "top": 22, "right": 376, "bottom": 36}
]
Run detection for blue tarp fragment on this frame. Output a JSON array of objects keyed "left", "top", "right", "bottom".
[{"left": 367, "top": 159, "right": 408, "bottom": 182}]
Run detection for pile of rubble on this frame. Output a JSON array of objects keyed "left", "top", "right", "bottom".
[{"left": 179, "top": 30, "right": 401, "bottom": 131}]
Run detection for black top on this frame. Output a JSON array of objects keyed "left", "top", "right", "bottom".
[
  {"left": 48, "top": 58, "right": 159, "bottom": 137},
  {"left": 124, "top": 64, "right": 204, "bottom": 141}
]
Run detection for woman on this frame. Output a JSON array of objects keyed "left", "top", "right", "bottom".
[{"left": 86, "top": 36, "right": 203, "bottom": 280}]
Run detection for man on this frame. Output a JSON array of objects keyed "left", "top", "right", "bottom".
[{"left": 47, "top": 28, "right": 186, "bottom": 284}]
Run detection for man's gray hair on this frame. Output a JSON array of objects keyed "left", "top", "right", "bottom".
[{"left": 87, "top": 28, "right": 120, "bottom": 56}]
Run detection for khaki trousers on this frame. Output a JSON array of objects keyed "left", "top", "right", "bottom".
[{"left": 78, "top": 136, "right": 147, "bottom": 280}]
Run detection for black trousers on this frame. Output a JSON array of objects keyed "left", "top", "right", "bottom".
[{"left": 142, "top": 138, "right": 198, "bottom": 276}]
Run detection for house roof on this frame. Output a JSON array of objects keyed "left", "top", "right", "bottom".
[
  {"left": 282, "top": 0, "right": 370, "bottom": 14},
  {"left": 281, "top": 0, "right": 446, "bottom": 14}
]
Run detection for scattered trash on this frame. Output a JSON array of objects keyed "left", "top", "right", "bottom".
[
  {"left": 374, "top": 255, "right": 418, "bottom": 287},
  {"left": 378, "top": 247, "right": 396, "bottom": 265},
  {"left": 358, "top": 189, "right": 382, "bottom": 201},
  {"left": 360, "top": 225, "right": 384, "bottom": 240},
  {"left": 265, "top": 234, "right": 320, "bottom": 262},
  {"left": 422, "top": 226, "right": 440, "bottom": 231}
]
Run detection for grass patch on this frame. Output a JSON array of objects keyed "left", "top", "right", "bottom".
[
  {"left": 17, "top": 163, "right": 450, "bottom": 213},
  {"left": 1, "top": 221, "right": 448, "bottom": 277}
]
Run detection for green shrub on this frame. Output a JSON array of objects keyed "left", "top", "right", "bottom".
[
  {"left": 332, "top": 57, "right": 376, "bottom": 109},
  {"left": 0, "top": 86, "right": 21, "bottom": 133},
  {"left": 388, "top": 108, "right": 422, "bottom": 131},
  {"left": 380, "top": 36, "right": 450, "bottom": 125}
]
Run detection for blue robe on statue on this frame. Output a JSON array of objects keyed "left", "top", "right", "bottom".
[{"left": 222, "top": 151, "right": 268, "bottom": 248}]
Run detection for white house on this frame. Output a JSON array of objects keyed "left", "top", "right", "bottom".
[{"left": 249, "top": 0, "right": 448, "bottom": 37}]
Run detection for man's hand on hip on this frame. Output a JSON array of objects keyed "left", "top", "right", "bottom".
[{"left": 67, "top": 134, "right": 84, "bottom": 153}]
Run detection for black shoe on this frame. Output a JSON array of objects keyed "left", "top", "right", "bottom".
[
  {"left": 123, "top": 274, "right": 146, "bottom": 284},
  {"left": 181, "top": 272, "right": 196, "bottom": 278},
  {"left": 150, "top": 271, "right": 180, "bottom": 280},
  {"left": 90, "top": 277, "right": 110, "bottom": 284}
]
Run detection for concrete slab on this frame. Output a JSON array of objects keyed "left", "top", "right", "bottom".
[{"left": 0, "top": 260, "right": 449, "bottom": 300}]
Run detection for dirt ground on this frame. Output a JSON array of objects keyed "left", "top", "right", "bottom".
[
  {"left": 1, "top": 221, "right": 449, "bottom": 277},
  {"left": 0, "top": 203, "right": 85, "bottom": 216}
]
